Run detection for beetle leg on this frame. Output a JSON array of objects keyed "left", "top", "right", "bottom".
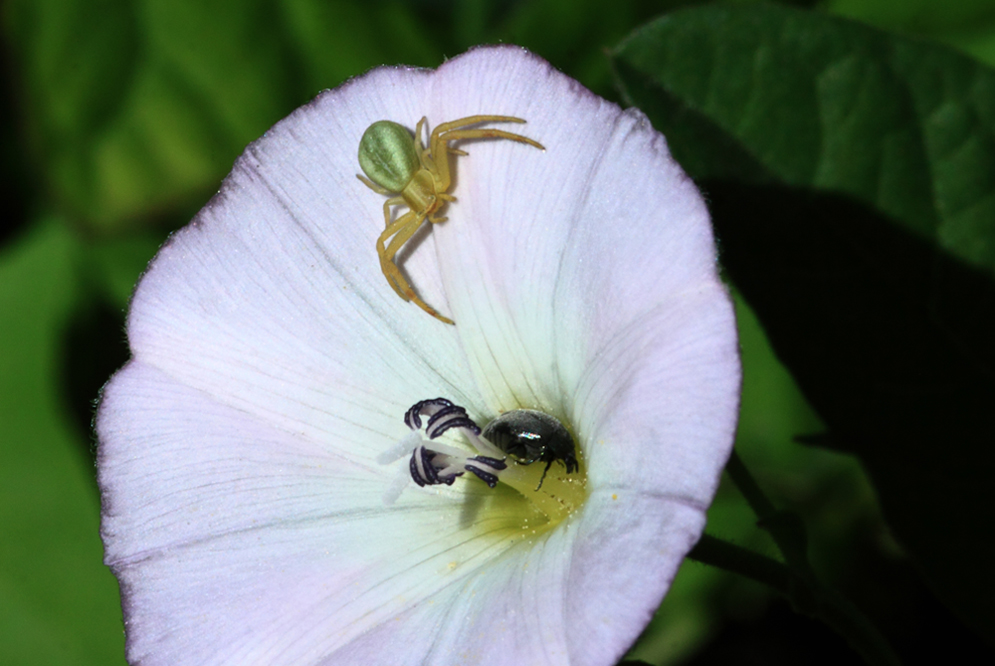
[{"left": 535, "top": 459, "right": 554, "bottom": 492}]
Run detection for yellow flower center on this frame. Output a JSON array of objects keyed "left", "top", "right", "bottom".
[{"left": 493, "top": 451, "right": 589, "bottom": 529}]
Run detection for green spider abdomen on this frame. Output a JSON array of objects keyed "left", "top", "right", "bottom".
[{"left": 358, "top": 121, "right": 419, "bottom": 192}]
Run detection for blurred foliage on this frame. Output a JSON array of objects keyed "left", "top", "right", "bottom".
[
  {"left": 2, "top": 1, "right": 994, "bottom": 665},
  {"left": 829, "top": 0, "right": 995, "bottom": 66},
  {"left": 0, "top": 222, "right": 125, "bottom": 665},
  {"left": 1, "top": 0, "right": 682, "bottom": 236}
]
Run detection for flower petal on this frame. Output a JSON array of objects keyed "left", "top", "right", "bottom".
[
  {"left": 102, "top": 363, "right": 703, "bottom": 666},
  {"left": 98, "top": 45, "right": 740, "bottom": 666},
  {"left": 425, "top": 47, "right": 740, "bottom": 500},
  {"left": 123, "top": 65, "right": 500, "bottom": 457},
  {"left": 100, "top": 363, "right": 528, "bottom": 664}
]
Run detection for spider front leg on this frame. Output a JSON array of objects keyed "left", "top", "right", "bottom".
[
  {"left": 376, "top": 211, "right": 454, "bottom": 325},
  {"left": 427, "top": 116, "right": 544, "bottom": 192}
]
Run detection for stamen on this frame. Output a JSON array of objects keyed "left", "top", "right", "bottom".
[
  {"left": 463, "top": 456, "right": 508, "bottom": 488},
  {"left": 386, "top": 398, "right": 509, "bottom": 493},
  {"left": 377, "top": 430, "right": 422, "bottom": 464},
  {"left": 469, "top": 456, "right": 507, "bottom": 469},
  {"left": 382, "top": 464, "right": 412, "bottom": 505},
  {"left": 465, "top": 465, "right": 499, "bottom": 488},
  {"left": 410, "top": 445, "right": 463, "bottom": 487},
  {"left": 404, "top": 397, "right": 453, "bottom": 430},
  {"left": 425, "top": 404, "right": 481, "bottom": 438},
  {"left": 382, "top": 399, "right": 587, "bottom": 523},
  {"left": 460, "top": 429, "right": 506, "bottom": 459}
]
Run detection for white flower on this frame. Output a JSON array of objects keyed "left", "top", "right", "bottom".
[{"left": 97, "top": 46, "right": 741, "bottom": 666}]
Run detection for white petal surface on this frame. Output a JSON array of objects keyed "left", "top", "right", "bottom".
[
  {"left": 427, "top": 49, "right": 740, "bottom": 500},
  {"left": 98, "top": 46, "right": 740, "bottom": 666}
]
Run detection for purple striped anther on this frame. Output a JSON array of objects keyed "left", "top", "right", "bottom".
[
  {"left": 404, "top": 397, "right": 454, "bottom": 431},
  {"left": 409, "top": 445, "right": 462, "bottom": 487},
  {"left": 400, "top": 398, "right": 507, "bottom": 491}
]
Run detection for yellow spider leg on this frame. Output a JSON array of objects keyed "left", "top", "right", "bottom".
[
  {"left": 420, "top": 146, "right": 467, "bottom": 171},
  {"left": 415, "top": 117, "right": 428, "bottom": 151},
  {"left": 419, "top": 149, "right": 436, "bottom": 173},
  {"left": 429, "top": 123, "right": 544, "bottom": 193},
  {"left": 377, "top": 213, "right": 454, "bottom": 325},
  {"left": 357, "top": 173, "right": 391, "bottom": 195},
  {"left": 429, "top": 117, "right": 528, "bottom": 177},
  {"left": 382, "top": 196, "right": 404, "bottom": 231},
  {"left": 430, "top": 115, "right": 530, "bottom": 134},
  {"left": 438, "top": 128, "right": 544, "bottom": 150},
  {"left": 426, "top": 194, "right": 456, "bottom": 224},
  {"left": 377, "top": 211, "right": 422, "bottom": 300}
]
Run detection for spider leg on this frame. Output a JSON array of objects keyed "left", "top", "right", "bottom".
[
  {"left": 419, "top": 149, "right": 436, "bottom": 173},
  {"left": 357, "top": 173, "right": 391, "bottom": 195},
  {"left": 430, "top": 115, "right": 528, "bottom": 135},
  {"left": 381, "top": 196, "right": 404, "bottom": 230},
  {"left": 415, "top": 117, "right": 429, "bottom": 151},
  {"left": 376, "top": 212, "right": 454, "bottom": 325},
  {"left": 428, "top": 119, "right": 544, "bottom": 192},
  {"left": 377, "top": 211, "right": 421, "bottom": 300},
  {"left": 429, "top": 116, "right": 543, "bottom": 163},
  {"left": 438, "top": 128, "right": 544, "bottom": 151}
]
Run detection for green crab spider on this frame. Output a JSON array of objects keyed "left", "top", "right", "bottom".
[{"left": 357, "top": 115, "right": 544, "bottom": 325}]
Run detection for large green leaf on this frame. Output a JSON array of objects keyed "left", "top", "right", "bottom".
[
  {"left": 829, "top": 0, "right": 995, "bottom": 36},
  {"left": 827, "top": 0, "right": 995, "bottom": 70},
  {"left": 613, "top": 4, "right": 995, "bottom": 639}
]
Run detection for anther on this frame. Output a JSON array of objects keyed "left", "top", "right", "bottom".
[{"left": 394, "top": 398, "right": 508, "bottom": 490}]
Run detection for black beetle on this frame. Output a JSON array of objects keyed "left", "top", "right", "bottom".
[{"left": 482, "top": 410, "right": 578, "bottom": 490}]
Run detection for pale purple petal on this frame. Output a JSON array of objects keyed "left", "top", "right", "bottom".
[{"left": 98, "top": 45, "right": 740, "bottom": 666}]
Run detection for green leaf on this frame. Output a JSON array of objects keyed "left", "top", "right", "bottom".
[
  {"left": 613, "top": 4, "right": 995, "bottom": 639},
  {"left": 828, "top": 0, "right": 995, "bottom": 36},
  {"left": 278, "top": 0, "right": 442, "bottom": 94},
  {"left": 494, "top": 0, "right": 704, "bottom": 97},
  {"left": 0, "top": 220, "right": 127, "bottom": 665}
]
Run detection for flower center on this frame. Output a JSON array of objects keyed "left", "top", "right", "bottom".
[{"left": 381, "top": 398, "right": 587, "bottom": 525}]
